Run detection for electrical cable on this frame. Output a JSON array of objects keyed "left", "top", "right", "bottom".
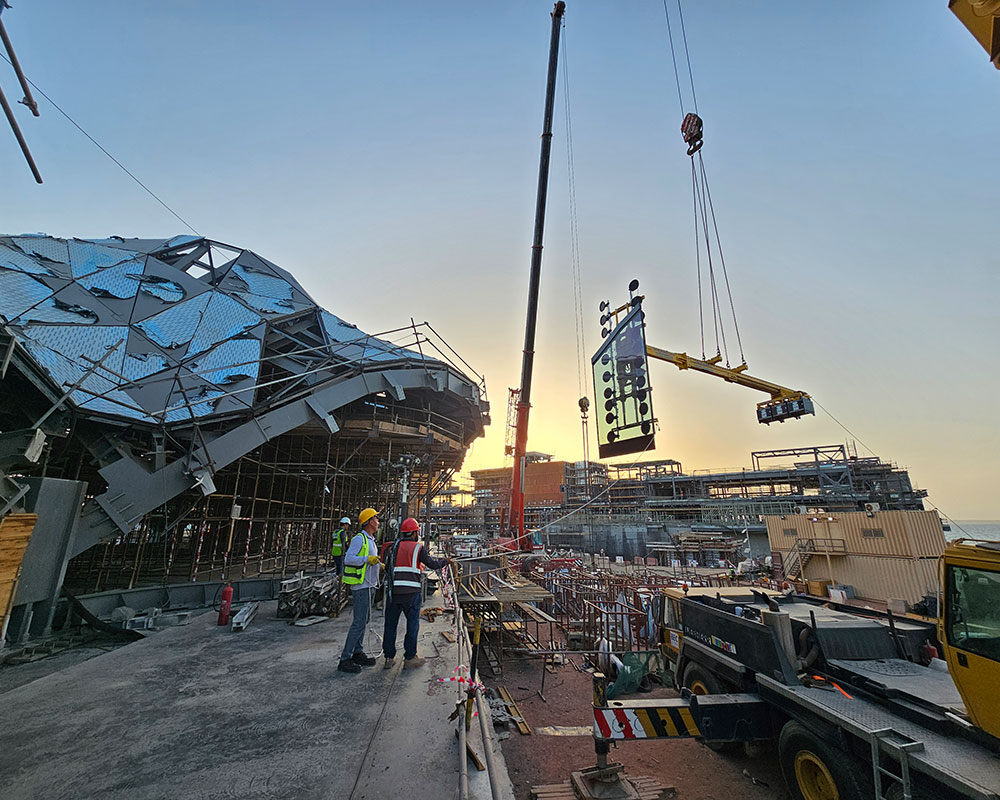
[
  {"left": 0, "top": 51, "right": 200, "bottom": 235},
  {"left": 812, "top": 399, "right": 968, "bottom": 535}
]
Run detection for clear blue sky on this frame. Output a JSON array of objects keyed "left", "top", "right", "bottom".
[{"left": 1, "top": 2, "right": 997, "bottom": 518}]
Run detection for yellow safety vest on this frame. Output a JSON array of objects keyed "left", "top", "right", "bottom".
[
  {"left": 331, "top": 528, "right": 345, "bottom": 556},
  {"left": 342, "top": 534, "right": 370, "bottom": 586}
]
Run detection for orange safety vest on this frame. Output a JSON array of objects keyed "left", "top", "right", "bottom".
[{"left": 389, "top": 539, "right": 423, "bottom": 590}]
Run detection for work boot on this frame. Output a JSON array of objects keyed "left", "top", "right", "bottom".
[
  {"left": 383, "top": 657, "right": 395, "bottom": 670},
  {"left": 403, "top": 656, "right": 426, "bottom": 669},
  {"left": 352, "top": 652, "right": 377, "bottom": 667},
  {"left": 337, "top": 659, "right": 362, "bottom": 674}
]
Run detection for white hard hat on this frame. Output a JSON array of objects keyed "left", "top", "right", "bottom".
[{"left": 340, "top": 516, "right": 351, "bottom": 524}]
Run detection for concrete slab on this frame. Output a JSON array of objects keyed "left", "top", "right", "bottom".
[{"left": 0, "top": 599, "right": 513, "bottom": 800}]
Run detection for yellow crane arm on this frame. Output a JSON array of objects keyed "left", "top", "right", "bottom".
[{"left": 645, "top": 345, "right": 808, "bottom": 404}]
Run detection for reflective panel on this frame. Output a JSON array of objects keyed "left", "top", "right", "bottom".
[
  {"left": 231, "top": 262, "right": 294, "bottom": 300},
  {"left": 136, "top": 292, "right": 212, "bottom": 349},
  {"left": 0, "top": 243, "right": 56, "bottom": 276},
  {"left": 188, "top": 336, "right": 261, "bottom": 387},
  {"left": 67, "top": 241, "right": 136, "bottom": 278},
  {"left": 12, "top": 236, "right": 69, "bottom": 265},
  {"left": 79, "top": 257, "right": 145, "bottom": 300},
  {"left": 19, "top": 298, "right": 99, "bottom": 325},
  {"left": 0, "top": 269, "right": 54, "bottom": 320},
  {"left": 188, "top": 294, "right": 262, "bottom": 357}
]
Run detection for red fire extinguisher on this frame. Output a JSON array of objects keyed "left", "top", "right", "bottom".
[{"left": 218, "top": 583, "right": 233, "bottom": 626}]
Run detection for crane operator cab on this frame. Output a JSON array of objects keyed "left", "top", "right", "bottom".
[{"left": 940, "top": 539, "right": 1000, "bottom": 740}]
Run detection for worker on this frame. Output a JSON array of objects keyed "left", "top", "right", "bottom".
[
  {"left": 331, "top": 516, "right": 351, "bottom": 577},
  {"left": 337, "top": 507, "right": 382, "bottom": 675},
  {"left": 381, "top": 517, "right": 450, "bottom": 670}
]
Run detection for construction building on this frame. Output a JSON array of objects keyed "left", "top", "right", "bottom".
[
  {"left": 430, "top": 444, "right": 928, "bottom": 563},
  {"left": 0, "top": 234, "right": 488, "bottom": 644}
]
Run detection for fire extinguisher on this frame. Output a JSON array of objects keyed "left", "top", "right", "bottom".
[{"left": 218, "top": 583, "right": 233, "bottom": 626}]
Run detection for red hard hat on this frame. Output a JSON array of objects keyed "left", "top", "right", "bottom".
[{"left": 400, "top": 517, "right": 419, "bottom": 534}]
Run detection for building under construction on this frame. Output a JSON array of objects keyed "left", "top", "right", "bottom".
[
  {"left": 431, "top": 443, "right": 928, "bottom": 553},
  {"left": 0, "top": 234, "right": 488, "bottom": 644}
]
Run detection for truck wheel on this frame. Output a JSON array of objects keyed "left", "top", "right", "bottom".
[
  {"left": 682, "top": 662, "right": 724, "bottom": 696},
  {"left": 778, "top": 721, "right": 867, "bottom": 800},
  {"left": 682, "top": 663, "right": 736, "bottom": 752}
]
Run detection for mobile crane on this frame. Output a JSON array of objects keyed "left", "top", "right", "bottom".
[{"left": 585, "top": 539, "right": 1000, "bottom": 800}]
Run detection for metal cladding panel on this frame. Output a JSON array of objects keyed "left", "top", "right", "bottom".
[
  {"left": 78, "top": 257, "right": 145, "bottom": 300},
  {"left": 18, "top": 298, "right": 98, "bottom": 325},
  {"left": 801, "top": 555, "right": 941, "bottom": 605},
  {"left": 0, "top": 234, "right": 478, "bottom": 428},
  {"left": 0, "top": 243, "right": 57, "bottom": 276},
  {"left": 136, "top": 292, "right": 212, "bottom": 349},
  {"left": 230, "top": 262, "right": 294, "bottom": 300},
  {"left": 0, "top": 269, "right": 54, "bottom": 320},
  {"left": 136, "top": 277, "right": 185, "bottom": 303},
  {"left": 320, "top": 310, "right": 418, "bottom": 363},
  {"left": 188, "top": 294, "right": 262, "bottom": 356},
  {"left": 11, "top": 236, "right": 69, "bottom": 266},
  {"left": 121, "top": 351, "right": 171, "bottom": 382},
  {"left": 233, "top": 291, "right": 298, "bottom": 314},
  {"left": 188, "top": 336, "right": 261, "bottom": 386},
  {"left": 66, "top": 240, "right": 136, "bottom": 278}
]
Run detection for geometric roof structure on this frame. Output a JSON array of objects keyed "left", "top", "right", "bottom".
[
  {"left": 0, "top": 234, "right": 488, "bottom": 560},
  {"left": 0, "top": 234, "right": 435, "bottom": 425}
]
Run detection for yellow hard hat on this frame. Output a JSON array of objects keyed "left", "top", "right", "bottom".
[{"left": 358, "top": 507, "right": 378, "bottom": 526}]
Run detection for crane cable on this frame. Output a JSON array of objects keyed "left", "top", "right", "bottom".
[
  {"left": 662, "top": 0, "right": 744, "bottom": 367},
  {"left": 561, "top": 21, "right": 588, "bottom": 400}
]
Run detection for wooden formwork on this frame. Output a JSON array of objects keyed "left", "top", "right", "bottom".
[{"left": 0, "top": 513, "right": 38, "bottom": 642}]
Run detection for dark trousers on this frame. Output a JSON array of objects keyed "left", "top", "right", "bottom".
[
  {"left": 340, "top": 587, "right": 372, "bottom": 662},
  {"left": 331, "top": 554, "right": 343, "bottom": 576},
  {"left": 382, "top": 591, "right": 422, "bottom": 660}
]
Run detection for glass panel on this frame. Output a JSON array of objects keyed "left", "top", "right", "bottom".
[{"left": 947, "top": 564, "right": 1000, "bottom": 661}]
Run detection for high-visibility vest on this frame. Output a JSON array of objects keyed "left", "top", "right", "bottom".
[
  {"left": 331, "top": 528, "right": 345, "bottom": 556},
  {"left": 388, "top": 539, "right": 423, "bottom": 590},
  {"left": 343, "top": 534, "right": 371, "bottom": 586}
]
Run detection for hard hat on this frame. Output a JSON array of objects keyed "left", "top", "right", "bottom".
[
  {"left": 358, "top": 508, "right": 378, "bottom": 526},
  {"left": 340, "top": 516, "right": 351, "bottom": 524},
  {"left": 400, "top": 517, "right": 419, "bottom": 534}
]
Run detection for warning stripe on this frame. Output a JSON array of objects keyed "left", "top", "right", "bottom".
[{"left": 593, "top": 706, "right": 701, "bottom": 740}]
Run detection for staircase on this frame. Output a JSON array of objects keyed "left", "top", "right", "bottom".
[{"left": 782, "top": 537, "right": 847, "bottom": 582}]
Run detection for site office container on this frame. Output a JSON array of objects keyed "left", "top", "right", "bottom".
[
  {"left": 765, "top": 510, "right": 946, "bottom": 605},
  {"left": 765, "top": 510, "right": 945, "bottom": 558}
]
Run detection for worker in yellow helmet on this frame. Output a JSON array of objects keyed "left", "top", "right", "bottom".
[{"left": 338, "top": 507, "right": 382, "bottom": 675}]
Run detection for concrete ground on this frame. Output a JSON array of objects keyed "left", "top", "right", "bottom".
[{"left": 0, "top": 598, "right": 512, "bottom": 800}]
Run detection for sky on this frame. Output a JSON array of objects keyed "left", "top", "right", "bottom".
[{"left": 0, "top": 2, "right": 997, "bottom": 518}]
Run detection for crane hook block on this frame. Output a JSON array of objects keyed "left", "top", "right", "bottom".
[{"left": 681, "top": 112, "right": 704, "bottom": 156}]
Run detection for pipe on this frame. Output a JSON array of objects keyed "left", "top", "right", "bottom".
[
  {"left": 0, "top": 78, "right": 41, "bottom": 182},
  {"left": 0, "top": 16, "right": 39, "bottom": 116},
  {"left": 475, "top": 686, "right": 504, "bottom": 800}
]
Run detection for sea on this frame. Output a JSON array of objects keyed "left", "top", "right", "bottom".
[{"left": 950, "top": 521, "right": 1000, "bottom": 542}]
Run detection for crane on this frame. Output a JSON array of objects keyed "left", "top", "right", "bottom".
[{"left": 506, "top": 2, "right": 566, "bottom": 551}]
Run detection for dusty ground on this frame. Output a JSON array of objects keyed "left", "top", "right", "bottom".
[{"left": 489, "top": 654, "right": 789, "bottom": 800}]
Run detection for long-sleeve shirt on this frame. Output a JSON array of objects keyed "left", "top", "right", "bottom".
[{"left": 344, "top": 531, "right": 380, "bottom": 590}]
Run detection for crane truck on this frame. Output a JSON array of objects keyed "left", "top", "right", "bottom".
[{"left": 587, "top": 539, "right": 1000, "bottom": 800}]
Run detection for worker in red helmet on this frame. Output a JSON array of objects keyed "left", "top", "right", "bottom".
[{"left": 381, "top": 516, "right": 451, "bottom": 670}]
